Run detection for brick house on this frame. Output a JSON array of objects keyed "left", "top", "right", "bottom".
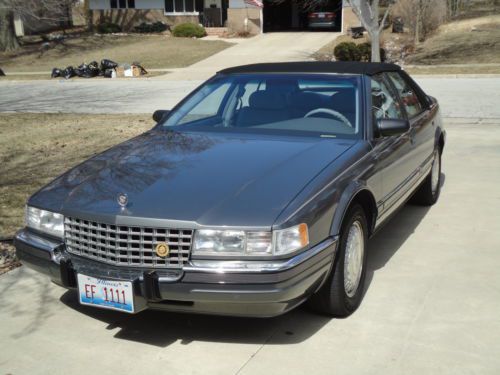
[{"left": 88, "top": 0, "right": 359, "bottom": 34}]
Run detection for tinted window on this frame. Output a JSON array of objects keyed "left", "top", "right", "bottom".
[
  {"left": 165, "top": 0, "right": 174, "bottom": 12},
  {"left": 387, "top": 72, "right": 424, "bottom": 118},
  {"left": 370, "top": 74, "right": 404, "bottom": 120},
  {"left": 185, "top": 0, "right": 194, "bottom": 12},
  {"left": 164, "top": 74, "right": 362, "bottom": 139},
  {"left": 174, "top": 0, "right": 183, "bottom": 12}
]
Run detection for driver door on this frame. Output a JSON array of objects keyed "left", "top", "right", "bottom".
[{"left": 369, "top": 73, "right": 413, "bottom": 218}]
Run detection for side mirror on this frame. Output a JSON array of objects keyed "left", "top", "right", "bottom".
[
  {"left": 377, "top": 119, "right": 410, "bottom": 137},
  {"left": 153, "top": 110, "right": 170, "bottom": 123}
]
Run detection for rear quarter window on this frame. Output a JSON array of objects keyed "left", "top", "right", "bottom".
[{"left": 386, "top": 72, "right": 424, "bottom": 118}]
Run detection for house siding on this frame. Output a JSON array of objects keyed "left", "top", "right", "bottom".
[{"left": 89, "top": 0, "right": 357, "bottom": 34}]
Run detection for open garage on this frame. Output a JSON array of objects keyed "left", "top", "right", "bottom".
[{"left": 263, "top": 0, "right": 342, "bottom": 32}]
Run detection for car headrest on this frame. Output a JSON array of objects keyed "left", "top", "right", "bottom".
[
  {"left": 249, "top": 91, "right": 287, "bottom": 110},
  {"left": 265, "top": 79, "right": 299, "bottom": 93},
  {"left": 331, "top": 89, "right": 356, "bottom": 112},
  {"left": 288, "top": 92, "right": 326, "bottom": 110}
]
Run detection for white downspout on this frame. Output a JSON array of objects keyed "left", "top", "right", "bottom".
[{"left": 260, "top": 6, "right": 263, "bottom": 34}]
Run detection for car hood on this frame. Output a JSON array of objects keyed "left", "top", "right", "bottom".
[{"left": 30, "top": 130, "right": 356, "bottom": 228}]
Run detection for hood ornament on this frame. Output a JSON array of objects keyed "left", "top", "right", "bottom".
[{"left": 117, "top": 193, "right": 128, "bottom": 208}]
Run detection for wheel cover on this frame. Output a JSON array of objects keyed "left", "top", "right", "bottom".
[
  {"left": 344, "top": 220, "right": 365, "bottom": 298},
  {"left": 431, "top": 151, "right": 440, "bottom": 194}
]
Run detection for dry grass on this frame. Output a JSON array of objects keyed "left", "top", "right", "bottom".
[
  {"left": 0, "top": 34, "right": 231, "bottom": 73},
  {"left": 406, "top": 15, "right": 500, "bottom": 65},
  {"left": 0, "top": 242, "right": 20, "bottom": 275},
  {"left": 0, "top": 113, "right": 151, "bottom": 238},
  {"left": 405, "top": 65, "right": 500, "bottom": 75},
  {"left": 314, "top": 14, "right": 500, "bottom": 72}
]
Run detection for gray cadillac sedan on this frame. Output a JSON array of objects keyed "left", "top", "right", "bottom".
[{"left": 15, "top": 62, "right": 445, "bottom": 318}]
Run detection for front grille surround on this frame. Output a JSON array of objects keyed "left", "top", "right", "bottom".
[{"left": 64, "top": 217, "right": 193, "bottom": 268}]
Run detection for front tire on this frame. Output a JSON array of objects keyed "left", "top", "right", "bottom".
[
  {"left": 411, "top": 149, "right": 442, "bottom": 206},
  {"left": 308, "top": 204, "right": 368, "bottom": 317}
]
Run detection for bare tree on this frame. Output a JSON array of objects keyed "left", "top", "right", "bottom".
[
  {"left": 447, "top": 0, "right": 472, "bottom": 17},
  {"left": 346, "top": 0, "right": 392, "bottom": 62},
  {"left": 0, "top": 0, "right": 76, "bottom": 52},
  {"left": 82, "top": 0, "right": 94, "bottom": 31},
  {"left": 268, "top": 0, "right": 392, "bottom": 62},
  {"left": 394, "top": 0, "right": 447, "bottom": 43},
  {"left": 0, "top": 0, "right": 19, "bottom": 51}
]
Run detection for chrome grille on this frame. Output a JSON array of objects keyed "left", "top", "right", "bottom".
[{"left": 64, "top": 217, "right": 193, "bottom": 268}]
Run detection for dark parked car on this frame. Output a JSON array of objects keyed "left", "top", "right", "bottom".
[
  {"left": 15, "top": 62, "right": 445, "bottom": 318},
  {"left": 308, "top": 9, "right": 337, "bottom": 29}
]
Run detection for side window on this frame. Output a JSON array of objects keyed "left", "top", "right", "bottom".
[
  {"left": 387, "top": 72, "right": 424, "bottom": 118},
  {"left": 239, "top": 80, "right": 266, "bottom": 108},
  {"left": 174, "top": 82, "right": 232, "bottom": 125},
  {"left": 370, "top": 74, "right": 404, "bottom": 121}
]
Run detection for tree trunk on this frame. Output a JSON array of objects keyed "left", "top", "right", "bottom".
[
  {"left": 0, "top": 8, "right": 20, "bottom": 52},
  {"left": 415, "top": 7, "right": 420, "bottom": 45},
  {"left": 370, "top": 32, "right": 381, "bottom": 62}
]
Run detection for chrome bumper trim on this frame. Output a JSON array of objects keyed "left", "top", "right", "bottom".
[
  {"left": 15, "top": 229, "right": 62, "bottom": 253},
  {"left": 183, "top": 236, "right": 338, "bottom": 274}
]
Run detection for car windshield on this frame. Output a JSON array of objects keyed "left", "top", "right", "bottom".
[{"left": 163, "top": 73, "right": 362, "bottom": 139}]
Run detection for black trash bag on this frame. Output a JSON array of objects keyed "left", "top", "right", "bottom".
[
  {"left": 51, "top": 68, "right": 61, "bottom": 78},
  {"left": 392, "top": 17, "right": 404, "bottom": 33},
  {"left": 74, "top": 63, "right": 87, "bottom": 77},
  {"left": 75, "top": 63, "right": 99, "bottom": 78},
  {"left": 103, "top": 68, "right": 115, "bottom": 78},
  {"left": 63, "top": 66, "right": 75, "bottom": 79},
  {"left": 87, "top": 61, "right": 100, "bottom": 77},
  {"left": 100, "top": 59, "right": 118, "bottom": 71}
]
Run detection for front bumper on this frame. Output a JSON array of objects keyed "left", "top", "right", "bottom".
[{"left": 14, "top": 229, "right": 338, "bottom": 317}]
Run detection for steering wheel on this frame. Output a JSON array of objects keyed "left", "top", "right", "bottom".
[{"left": 304, "top": 108, "right": 353, "bottom": 128}]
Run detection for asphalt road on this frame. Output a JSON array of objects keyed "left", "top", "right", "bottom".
[
  {"left": 1, "top": 120, "right": 500, "bottom": 375},
  {"left": 1, "top": 77, "right": 500, "bottom": 119}
]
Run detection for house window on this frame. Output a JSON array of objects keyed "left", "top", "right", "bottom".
[
  {"left": 110, "top": 0, "right": 135, "bottom": 9},
  {"left": 165, "top": 0, "right": 198, "bottom": 14}
]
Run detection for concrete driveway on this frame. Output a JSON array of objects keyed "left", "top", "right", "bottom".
[
  {"left": 162, "top": 32, "right": 340, "bottom": 80},
  {"left": 1, "top": 119, "right": 500, "bottom": 374}
]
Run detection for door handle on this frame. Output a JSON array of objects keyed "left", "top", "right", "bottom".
[{"left": 407, "top": 128, "right": 416, "bottom": 145}]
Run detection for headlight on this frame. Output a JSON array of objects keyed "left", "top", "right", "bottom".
[
  {"left": 192, "top": 224, "right": 308, "bottom": 257},
  {"left": 25, "top": 206, "right": 64, "bottom": 238}
]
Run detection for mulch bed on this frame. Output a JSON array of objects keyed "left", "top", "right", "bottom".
[{"left": 0, "top": 242, "right": 21, "bottom": 275}]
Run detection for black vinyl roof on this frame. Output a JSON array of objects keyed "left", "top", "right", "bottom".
[{"left": 218, "top": 61, "right": 401, "bottom": 76}]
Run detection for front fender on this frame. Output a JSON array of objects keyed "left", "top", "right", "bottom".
[{"left": 329, "top": 181, "right": 377, "bottom": 237}]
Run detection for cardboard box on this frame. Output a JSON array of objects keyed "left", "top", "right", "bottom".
[
  {"left": 113, "top": 65, "right": 143, "bottom": 78},
  {"left": 115, "top": 66, "right": 125, "bottom": 77},
  {"left": 131, "top": 66, "right": 142, "bottom": 77}
]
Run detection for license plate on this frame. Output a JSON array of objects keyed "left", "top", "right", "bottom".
[
  {"left": 318, "top": 13, "right": 325, "bottom": 18},
  {"left": 77, "top": 274, "right": 134, "bottom": 313}
]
